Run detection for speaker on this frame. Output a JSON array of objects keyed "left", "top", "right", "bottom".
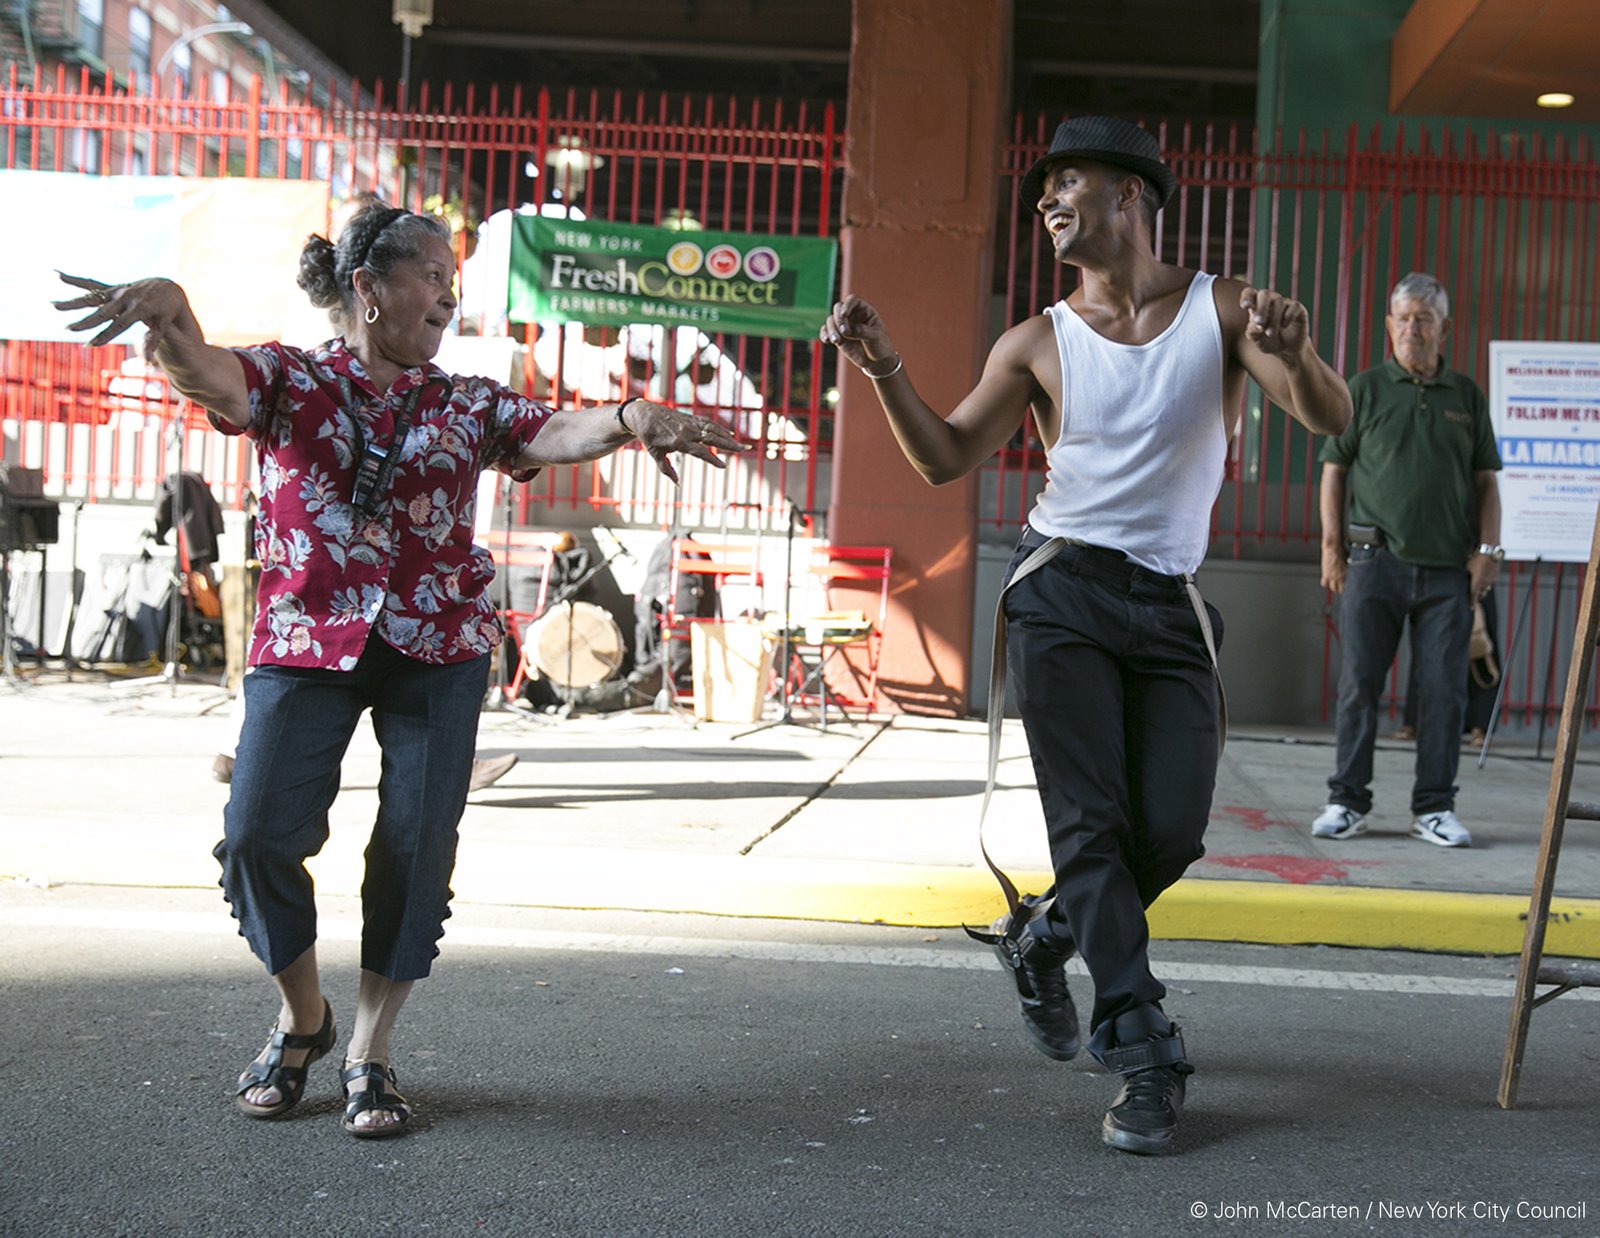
[
  {"left": 0, "top": 465, "right": 60, "bottom": 550},
  {"left": 14, "top": 501, "right": 60, "bottom": 548}
]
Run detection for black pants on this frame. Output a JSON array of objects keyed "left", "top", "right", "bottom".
[
  {"left": 1329, "top": 546, "right": 1470, "bottom": 815},
  {"left": 1402, "top": 584, "right": 1500, "bottom": 735},
  {"left": 1004, "top": 533, "right": 1221, "bottom": 1056}
]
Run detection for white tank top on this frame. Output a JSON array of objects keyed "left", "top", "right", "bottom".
[{"left": 1027, "top": 271, "right": 1227, "bottom": 576}]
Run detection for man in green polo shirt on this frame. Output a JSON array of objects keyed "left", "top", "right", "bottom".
[{"left": 1312, "top": 272, "right": 1503, "bottom": 848}]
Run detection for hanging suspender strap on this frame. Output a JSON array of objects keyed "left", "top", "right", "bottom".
[
  {"left": 1182, "top": 574, "right": 1228, "bottom": 746},
  {"left": 973, "top": 535, "right": 1070, "bottom": 921},
  {"left": 968, "top": 535, "right": 1228, "bottom": 933}
]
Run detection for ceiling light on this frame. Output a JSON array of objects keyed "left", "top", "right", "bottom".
[
  {"left": 392, "top": 0, "right": 433, "bottom": 39},
  {"left": 1537, "top": 92, "right": 1575, "bottom": 109}
]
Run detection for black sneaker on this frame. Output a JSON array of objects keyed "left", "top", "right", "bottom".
[
  {"left": 992, "top": 899, "right": 1081, "bottom": 1061},
  {"left": 1100, "top": 1008, "right": 1192, "bottom": 1155}
]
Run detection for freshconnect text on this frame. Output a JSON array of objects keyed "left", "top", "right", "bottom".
[{"left": 548, "top": 255, "right": 780, "bottom": 305}]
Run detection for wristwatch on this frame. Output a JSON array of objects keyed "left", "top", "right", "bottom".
[{"left": 1476, "top": 543, "right": 1505, "bottom": 562}]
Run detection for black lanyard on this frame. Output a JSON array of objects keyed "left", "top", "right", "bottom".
[{"left": 351, "top": 381, "right": 433, "bottom": 515}]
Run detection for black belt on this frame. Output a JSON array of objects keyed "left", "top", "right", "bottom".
[{"left": 1018, "top": 531, "right": 1190, "bottom": 598}]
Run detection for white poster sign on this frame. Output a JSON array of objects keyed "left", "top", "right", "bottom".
[
  {"left": 0, "top": 171, "right": 328, "bottom": 346},
  {"left": 1490, "top": 340, "right": 1600, "bottom": 563}
]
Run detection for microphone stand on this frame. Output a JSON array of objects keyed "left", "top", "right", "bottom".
[
  {"left": 734, "top": 499, "right": 836, "bottom": 739},
  {"left": 161, "top": 415, "right": 186, "bottom": 696},
  {"left": 111, "top": 407, "right": 197, "bottom": 697},
  {"left": 59, "top": 499, "right": 86, "bottom": 677},
  {"left": 483, "top": 479, "right": 525, "bottom": 714},
  {"left": 0, "top": 530, "right": 15, "bottom": 688},
  {"left": 540, "top": 542, "right": 630, "bottom": 717}
]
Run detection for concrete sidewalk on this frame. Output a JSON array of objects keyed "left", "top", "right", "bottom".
[{"left": 3, "top": 671, "right": 1599, "bottom": 958}]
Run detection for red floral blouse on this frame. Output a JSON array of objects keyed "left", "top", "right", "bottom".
[{"left": 214, "top": 338, "right": 554, "bottom": 670}]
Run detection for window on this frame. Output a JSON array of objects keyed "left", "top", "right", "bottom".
[
  {"left": 128, "top": 8, "right": 152, "bottom": 81},
  {"left": 170, "top": 41, "right": 191, "bottom": 94},
  {"left": 76, "top": 0, "right": 104, "bottom": 58},
  {"left": 70, "top": 130, "right": 102, "bottom": 173},
  {"left": 210, "top": 67, "right": 229, "bottom": 103}
]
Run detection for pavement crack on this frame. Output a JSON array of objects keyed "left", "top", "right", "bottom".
[{"left": 737, "top": 722, "right": 890, "bottom": 856}]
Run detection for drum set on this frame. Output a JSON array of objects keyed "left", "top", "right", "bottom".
[
  {"left": 488, "top": 522, "right": 642, "bottom": 717},
  {"left": 520, "top": 599, "right": 624, "bottom": 691}
]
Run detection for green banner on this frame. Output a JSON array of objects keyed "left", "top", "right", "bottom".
[{"left": 508, "top": 216, "right": 838, "bottom": 340}]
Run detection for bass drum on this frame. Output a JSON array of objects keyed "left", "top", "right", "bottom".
[{"left": 523, "top": 601, "right": 624, "bottom": 689}]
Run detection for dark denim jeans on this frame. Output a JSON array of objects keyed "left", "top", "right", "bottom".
[
  {"left": 215, "top": 636, "right": 489, "bottom": 981},
  {"left": 1004, "top": 532, "right": 1222, "bottom": 1058},
  {"left": 1329, "top": 546, "right": 1471, "bottom": 815}
]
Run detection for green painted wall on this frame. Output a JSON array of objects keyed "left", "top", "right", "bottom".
[
  {"left": 1258, "top": 0, "right": 1407, "bottom": 142},
  {"left": 1257, "top": 0, "right": 1599, "bottom": 149},
  {"left": 1245, "top": 0, "right": 1600, "bottom": 493}
]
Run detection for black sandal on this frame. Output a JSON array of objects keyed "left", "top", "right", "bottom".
[
  {"left": 340, "top": 1060, "right": 412, "bottom": 1139},
  {"left": 234, "top": 999, "right": 336, "bottom": 1119}
]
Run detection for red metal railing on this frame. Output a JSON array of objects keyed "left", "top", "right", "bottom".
[
  {"left": 0, "top": 65, "right": 841, "bottom": 526},
  {"left": 994, "top": 118, "right": 1600, "bottom": 546},
  {"left": 993, "top": 116, "right": 1600, "bottom": 728},
  {"left": 7, "top": 69, "right": 1600, "bottom": 726}
]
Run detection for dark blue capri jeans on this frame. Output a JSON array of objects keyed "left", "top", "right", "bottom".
[
  {"left": 215, "top": 635, "right": 489, "bottom": 982},
  {"left": 1004, "top": 533, "right": 1222, "bottom": 1051}
]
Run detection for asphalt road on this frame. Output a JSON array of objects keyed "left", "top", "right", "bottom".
[{"left": 2, "top": 883, "right": 1597, "bottom": 1238}]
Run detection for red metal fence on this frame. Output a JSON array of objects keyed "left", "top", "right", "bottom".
[
  {"left": 0, "top": 64, "right": 841, "bottom": 527},
  {"left": 994, "top": 115, "right": 1600, "bottom": 728},
  {"left": 994, "top": 116, "right": 1600, "bottom": 549},
  {"left": 5, "top": 69, "right": 1600, "bottom": 725}
]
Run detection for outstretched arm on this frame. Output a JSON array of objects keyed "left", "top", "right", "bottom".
[
  {"left": 54, "top": 274, "right": 250, "bottom": 427},
  {"left": 1222, "top": 280, "right": 1351, "bottom": 437},
  {"left": 517, "top": 398, "right": 747, "bottom": 485},
  {"left": 820, "top": 295, "right": 1044, "bottom": 486}
]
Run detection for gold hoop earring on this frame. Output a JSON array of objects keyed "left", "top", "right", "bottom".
[{"left": 364, "top": 304, "right": 379, "bottom": 324}]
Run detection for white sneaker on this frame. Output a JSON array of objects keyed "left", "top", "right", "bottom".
[
  {"left": 1412, "top": 810, "right": 1471, "bottom": 848},
  {"left": 1311, "top": 804, "right": 1367, "bottom": 840}
]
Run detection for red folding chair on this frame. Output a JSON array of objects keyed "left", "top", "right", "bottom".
[{"left": 785, "top": 544, "right": 893, "bottom": 722}]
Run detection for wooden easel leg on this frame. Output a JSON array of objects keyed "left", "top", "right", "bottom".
[{"left": 1498, "top": 511, "right": 1600, "bottom": 1108}]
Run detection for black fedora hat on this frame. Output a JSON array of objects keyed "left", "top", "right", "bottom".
[{"left": 1019, "top": 116, "right": 1177, "bottom": 212}]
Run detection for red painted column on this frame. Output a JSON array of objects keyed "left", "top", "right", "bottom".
[{"left": 829, "top": 0, "right": 1009, "bottom": 716}]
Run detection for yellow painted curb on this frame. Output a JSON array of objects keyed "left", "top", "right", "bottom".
[
  {"left": 445, "top": 846, "right": 1032, "bottom": 927},
  {"left": 1149, "top": 879, "right": 1600, "bottom": 959},
  {"left": 8, "top": 831, "right": 1597, "bottom": 960}
]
